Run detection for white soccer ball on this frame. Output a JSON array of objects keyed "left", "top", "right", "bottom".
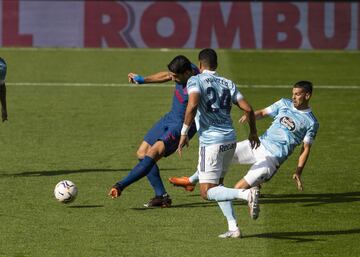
[{"left": 54, "top": 180, "right": 78, "bottom": 203}]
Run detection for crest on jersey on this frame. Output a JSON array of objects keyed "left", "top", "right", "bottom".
[{"left": 280, "top": 116, "right": 296, "bottom": 131}]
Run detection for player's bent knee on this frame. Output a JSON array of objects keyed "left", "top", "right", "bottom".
[
  {"left": 137, "top": 141, "right": 151, "bottom": 159},
  {"left": 136, "top": 150, "right": 146, "bottom": 159},
  {"left": 146, "top": 141, "right": 165, "bottom": 161},
  {"left": 201, "top": 191, "right": 208, "bottom": 200},
  {"left": 200, "top": 188, "right": 210, "bottom": 200},
  {"left": 200, "top": 183, "right": 218, "bottom": 200},
  {"left": 244, "top": 167, "right": 270, "bottom": 187}
]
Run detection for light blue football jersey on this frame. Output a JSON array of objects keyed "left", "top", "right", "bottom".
[
  {"left": 260, "top": 98, "right": 319, "bottom": 165},
  {"left": 187, "top": 70, "right": 243, "bottom": 146}
]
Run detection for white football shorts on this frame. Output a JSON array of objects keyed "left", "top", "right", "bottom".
[
  {"left": 232, "top": 140, "right": 279, "bottom": 187},
  {"left": 197, "top": 141, "right": 237, "bottom": 184}
]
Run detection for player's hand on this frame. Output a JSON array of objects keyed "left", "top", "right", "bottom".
[
  {"left": 128, "top": 73, "right": 144, "bottom": 84},
  {"left": 239, "top": 114, "right": 248, "bottom": 124},
  {"left": 128, "top": 73, "right": 137, "bottom": 83},
  {"left": 177, "top": 135, "right": 189, "bottom": 158},
  {"left": 249, "top": 133, "right": 260, "bottom": 149},
  {"left": 292, "top": 173, "right": 303, "bottom": 191},
  {"left": 1, "top": 108, "right": 7, "bottom": 122}
]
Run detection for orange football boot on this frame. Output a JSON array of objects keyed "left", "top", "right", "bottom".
[{"left": 168, "top": 176, "right": 195, "bottom": 192}]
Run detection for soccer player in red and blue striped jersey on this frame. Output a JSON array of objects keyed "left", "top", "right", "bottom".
[{"left": 109, "top": 55, "right": 199, "bottom": 207}]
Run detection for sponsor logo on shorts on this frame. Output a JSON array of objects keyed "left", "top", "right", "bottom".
[
  {"left": 219, "top": 142, "right": 236, "bottom": 152},
  {"left": 280, "top": 116, "right": 296, "bottom": 131}
]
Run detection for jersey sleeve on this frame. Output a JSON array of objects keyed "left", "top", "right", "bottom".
[
  {"left": 187, "top": 76, "right": 201, "bottom": 94},
  {"left": 231, "top": 82, "right": 243, "bottom": 104},
  {"left": 264, "top": 98, "right": 286, "bottom": 117},
  {"left": 303, "top": 122, "right": 319, "bottom": 145}
]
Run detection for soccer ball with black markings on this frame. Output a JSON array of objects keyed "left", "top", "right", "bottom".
[{"left": 54, "top": 180, "right": 78, "bottom": 203}]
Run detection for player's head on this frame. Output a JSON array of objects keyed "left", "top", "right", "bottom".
[
  {"left": 0, "top": 57, "right": 7, "bottom": 83},
  {"left": 167, "top": 55, "right": 193, "bottom": 85},
  {"left": 292, "top": 81, "right": 313, "bottom": 109},
  {"left": 198, "top": 48, "right": 218, "bottom": 71}
]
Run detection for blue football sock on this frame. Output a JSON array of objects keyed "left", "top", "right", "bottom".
[
  {"left": 146, "top": 163, "right": 167, "bottom": 196},
  {"left": 115, "top": 156, "right": 155, "bottom": 190},
  {"left": 217, "top": 201, "right": 238, "bottom": 231},
  {"left": 188, "top": 170, "right": 199, "bottom": 184},
  {"left": 207, "top": 185, "right": 243, "bottom": 201}
]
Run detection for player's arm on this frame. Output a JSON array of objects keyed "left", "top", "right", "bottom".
[
  {"left": 178, "top": 92, "right": 200, "bottom": 157},
  {"left": 128, "top": 71, "right": 172, "bottom": 84},
  {"left": 292, "top": 143, "right": 312, "bottom": 191},
  {"left": 254, "top": 108, "right": 270, "bottom": 120},
  {"left": 237, "top": 98, "right": 260, "bottom": 149},
  {"left": 239, "top": 108, "right": 269, "bottom": 123},
  {"left": 183, "top": 92, "right": 199, "bottom": 126},
  {"left": 0, "top": 81, "right": 7, "bottom": 122}
]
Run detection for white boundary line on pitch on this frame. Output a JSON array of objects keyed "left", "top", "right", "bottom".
[{"left": 7, "top": 82, "right": 360, "bottom": 89}]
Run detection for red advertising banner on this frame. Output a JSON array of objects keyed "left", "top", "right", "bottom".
[{"left": 0, "top": 0, "right": 359, "bottom": 49}]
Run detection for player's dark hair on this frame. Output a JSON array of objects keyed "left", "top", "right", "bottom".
[
  {"left": 293, "top": 81, "right": 313, "bottom": 94},
  {"left": 198, "top": 48, "right": 218, "bottom": 70},
  {"left": 167, "top": 55, "right": 192, "bottom": 74}
]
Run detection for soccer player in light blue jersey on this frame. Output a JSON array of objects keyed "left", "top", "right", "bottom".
[
  {"left": 171, "top": 81, "right": 319, "bottom": 236},
  {"left": 178, "top": 49, "right": 260, "bottom": 238},
  {"left": 233, "top": 81, "right": 319, "bottom": 191},
  {"left": 0, "top": 57, "right": 8, "bottom": 122}
]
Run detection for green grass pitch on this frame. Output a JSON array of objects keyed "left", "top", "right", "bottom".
[{"left": 0, "top": 48, "right": 359, "bottom": 257}]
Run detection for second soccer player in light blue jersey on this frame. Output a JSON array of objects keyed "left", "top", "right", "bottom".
[{"left": 233, "top": 81, "right": 319, "bottom": 190}]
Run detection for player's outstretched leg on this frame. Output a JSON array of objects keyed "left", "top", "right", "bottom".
[
  {"left": 108, "top": 156, "right": 156, "bottom": 199},
  {"left": 206, "top": 185, "right": 261, "bottom": 220}
]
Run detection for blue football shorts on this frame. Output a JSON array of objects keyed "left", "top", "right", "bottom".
[{"left": 144, "top": 115, "right": 196, "bottom": 157}]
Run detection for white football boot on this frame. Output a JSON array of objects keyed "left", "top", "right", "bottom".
[
  {"left": 248, "top": 186, "right": 260, "bottom": 220},
  {"left": 218, "top": 228, "right": 242, "bottom": 239}
]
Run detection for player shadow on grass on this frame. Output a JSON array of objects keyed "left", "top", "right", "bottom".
[
  {"left": 131, "top": 200, "right": 251, "bottom": 211},
  {"left": 0, "top": 168, "right": 181, "bottom": 177},
  {"left": 244, "top": 228, "right": 360, "bottom": 243},
  {"left": 131, "top": 201, "right": 221, "bottom": 211},
  {"left": 260, "top": 192, "right": 360, "bottom": 206},
  {"left": 131, "top": 191, "right": 360, "bottom": 210}
]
